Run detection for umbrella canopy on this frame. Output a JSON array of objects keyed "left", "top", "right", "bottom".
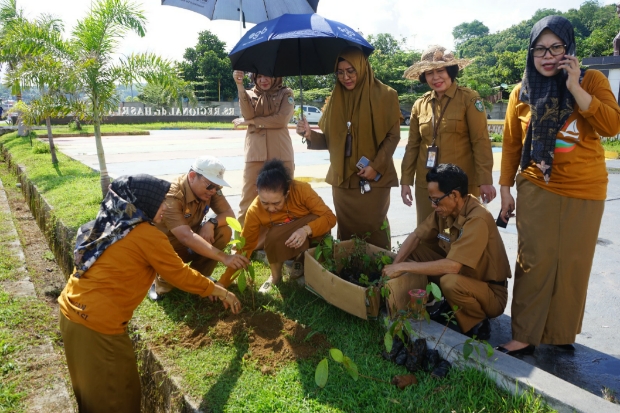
[
  {"left": 161, "top": 0, "right": 319, "bottom": 25},
  {"left": 228, "top": 13, "right": 374, "bottom": 77}
]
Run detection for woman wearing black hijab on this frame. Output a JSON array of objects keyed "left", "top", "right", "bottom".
[
  {"left": 58, "top": 174, "right": 242, "bottom": 412},
  {"left": 497, "top": 16, "right": 620, "bottom": 356}
]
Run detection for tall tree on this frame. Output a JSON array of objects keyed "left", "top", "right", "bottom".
[
  {"left": 452, "top": 20, "right": 489, "bottom": 46},
  {"left": 179, "top": 30, "right": 236, "bottom": 102}
]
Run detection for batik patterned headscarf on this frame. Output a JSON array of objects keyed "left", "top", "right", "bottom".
[
  {"left": 72, "top": 174, "right": 171, "bottom": 278},
  {"left": 519, "top": 15, "right": 578, "bottom": 183}
]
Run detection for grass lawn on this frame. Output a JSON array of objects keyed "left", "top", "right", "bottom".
[
  {"left": 31, "top": 122, "right": 236, "bottom": 136},
  {"left": 0, "top": 131, "right": 554, "bottom": 412},
  {"left": 602, "top": 138, "right": 620, "bottom": 154},
  {"left": 133, "top": 262, "right": 553, "bottom": 413}
]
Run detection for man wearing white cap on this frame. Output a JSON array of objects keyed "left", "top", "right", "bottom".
[{"left": 150, "top": 156, "right": 249, "bottom": 299}]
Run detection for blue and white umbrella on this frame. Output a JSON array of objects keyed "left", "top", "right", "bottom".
[
  {"left": 161, "top": 0, "right": 319, "bottom": 26},
  {"left": 229, "top": 13, "right": 374, "bottom": 77}
]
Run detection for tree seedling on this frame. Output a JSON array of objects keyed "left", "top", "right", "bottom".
[{"left": 226, "top": 217, "right": 256, "bottom": 309}]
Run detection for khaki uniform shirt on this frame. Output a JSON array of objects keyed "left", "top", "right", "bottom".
[
  {"left": 156, "top": 174, "right": 232, "bottom": 253},
  {"left": 401, "top": 81, "right": 493, "bottom": 188},
  {"left": 413, "top": 195, "right": 510, "bottom": 283},
  {"left": 239, "top": 87, "right": 295, "bottom": 163}
]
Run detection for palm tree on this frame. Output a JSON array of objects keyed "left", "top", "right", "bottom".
[
  {"left": 0, "top": 0, "right": 24, "bottom": 101},
  {"left": 7, "top": 0, "right": 191, "bottom": 195}
]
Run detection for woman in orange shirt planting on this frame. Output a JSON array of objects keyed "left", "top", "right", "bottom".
[
  {"left": 219, "top": 159, "right": 336, "bottom": 293},
  {"left": 58, "top": 174, "right": 242, "bottom": 413}
]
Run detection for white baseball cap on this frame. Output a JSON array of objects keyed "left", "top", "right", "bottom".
[{"left": 190, "top": 156, "right": 230, "bottom": 187}]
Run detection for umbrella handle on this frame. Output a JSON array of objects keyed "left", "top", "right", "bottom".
[{"left": 298, "top": 39, "right": 306, "bottom": 141}]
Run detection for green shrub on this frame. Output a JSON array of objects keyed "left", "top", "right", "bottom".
[
  {"left": 32, "top": 142, "right": 50, "bottom": 154},
  {"left": 490, "top": 132, "right": 503, "bottom": 143}
]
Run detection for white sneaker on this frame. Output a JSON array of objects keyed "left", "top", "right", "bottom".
[{"left": 259, "top": 277, "right": 274, "bottom": 293}]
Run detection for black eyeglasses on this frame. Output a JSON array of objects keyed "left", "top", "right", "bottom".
[
  {"left": 428, "top": 189, "right": 456, "bottom": 206},
  {"left": 531, "top": 44, "right": 566, "bottom": 58},
  {"left": 199, "top": 175, "right": 222, "bottom": 191}
]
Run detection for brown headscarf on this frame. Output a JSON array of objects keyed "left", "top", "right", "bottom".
[
  {"left": 319, "top": 47, "right": 401, "bottom": 186},
  {"left": 251, "top": 73, "right": 284, "bottom": 116}
]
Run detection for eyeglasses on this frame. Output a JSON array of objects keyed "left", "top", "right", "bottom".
[
  {"left": 531, "top": 44, "right": 566, "bottom": 58},
  {"left": 336, "top": 68, "right": 356, "bottom": 78},
  {"left": 200, "top": 175, "right": 222, "bottom": 191},
  {"left": 428, "top": 189, "right": 456, "bottom": 206}
]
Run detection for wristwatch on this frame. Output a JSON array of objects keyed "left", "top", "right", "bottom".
[{"left": 207, "top": 217, "right": 218, "bottom": 229}]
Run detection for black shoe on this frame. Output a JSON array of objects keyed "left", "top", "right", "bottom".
[
  {"left": 465, "top": 318, "right": 491, "bottom": 341},
  {"left": 494, "top": 344, "right": 536, "bottom": 356},
  {"left": 554, "top": 344, "right": 575, "bottom": 351},
  {"left": 429, "top": 300, "right": 451, "bottom": 323}
]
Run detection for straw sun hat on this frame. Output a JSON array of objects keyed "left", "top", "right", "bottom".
[{"left": 403, "top": 45, "right": 472, "bottom": 80}]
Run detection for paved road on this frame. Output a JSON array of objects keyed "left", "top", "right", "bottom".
[{"left": 51, "top": 130, "right": 620, "bottom": 398}]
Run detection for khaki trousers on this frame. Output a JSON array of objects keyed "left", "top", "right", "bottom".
[
  {"left": 264, "top": 214, "right": 318, "bottom": 263},
  {"left": 238, "top": 161, "right": 295, "bottom": 249},
  {"left": 332, "top": 185, "right": 391, "bottom": 250},
  {"left": 410, "top": 245, "right": 507, "bottom": 333},
  {"left": 60, "top": 311, "right": 141, "bottom": 413},
  {"left": 154, "top": 225, "right": 232, "bottom": 294},
  {"left": 511, "top": 176, "right": 604, "bottom": 345},
  {"left": 415, "top": 184, "right": 480, "bottom": 227}
]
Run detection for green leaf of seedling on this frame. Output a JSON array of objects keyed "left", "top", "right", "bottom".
[
  {"left": 325, "top": 236, "right": 332, "bottom": 249},
  {"left": 226, "top": 217, "right": 243, "bottom": 233},
  {"left": 430, "top": 282, "right": 442, "bottom": 301},
  {"left": 381, "top": 254, "right": 392, "bottom": 265},
  {"left": 229, "top": 269, "right": 242, "bottom": 281},
  {"left": 315, "top": 358, "right": 328, "bottom": 388},
  {"left": 485, "top": 342, "right": 494, "bottom": 357},
  {"left": 247, "top": 264, "right": 255, "bottom": 281},
  {"left": 383, "top": 316, "right": 390, "bottom": 328},
  {"left": 463, "top": 342, "right": 473, "bottom": 360},
  {"left": 315, "top": 249, "right": 322, "bottom": 260},
  {"left": 342, "top": 356, "right": 359, "bottom": 381},
  {"left": 238, "top": 237, "right": 246, "bottom": 249},
  {"left": 384, "top": 331, "right": 393, "bottom": 352},
  {"left": 452, "top": 305, "right": 459, "bottom": 312},
  {"left": 396, "top": 330, "right": 405, "bottom": 344},
  {"left": 403, "top": 320, "right": 413, "bottom": 338},
  {"left": 329, "top": 348, "right": 344, "bottom": 363},
  {"left": 228, "top": 239, "right": 241, "bottom": 245},
  {"left": 380, "top": 220, "right": 388, "bottom": 231},
  {"left": 423, "top": 310, "right": 430, "bottom": 323},
  {"left": 237, "top": 272, "right": 246, "bottom": 293}
]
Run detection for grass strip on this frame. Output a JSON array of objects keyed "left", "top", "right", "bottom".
[
  {"left": 30, "top": 122, "right": 236, "bottom": 136},
  {"left": 0, "top": 132, "right": 101, "bottom": 231},
  {"left": 133, "top": 262, "right": 555, "bottom": 413},
  {"left": 1, "top": 131, "right": 554, "bottom": 412}
]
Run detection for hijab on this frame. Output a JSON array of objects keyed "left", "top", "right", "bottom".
[
  {"left": 251, "top": 73, "right": 284, "bottom": 117},
  {"left": 72, "top": 174, "right": 171, "bottom": 277},
  {"left": 519, "top": 15, "right": 579, "bottom": 183},
  {"left": 319, "top": 47, "right": 401, "bottom": 186}
]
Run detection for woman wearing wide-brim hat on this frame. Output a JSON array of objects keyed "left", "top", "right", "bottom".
[{"left": 400, "top": 45, "right": 495, "bottom": 226}]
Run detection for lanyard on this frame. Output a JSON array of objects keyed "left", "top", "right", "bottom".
[{"left": 431, "top": 96, "right": 452, "bottom": 147}]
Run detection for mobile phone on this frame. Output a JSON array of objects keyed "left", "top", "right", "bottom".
[
  {"left": 356, "top": 156, "right": 381, "bottom": 181},
  {"left": 496, "top": 210, "right": 508, "bottom": 228}
]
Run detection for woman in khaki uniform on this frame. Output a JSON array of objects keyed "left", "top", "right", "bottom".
[
  {"left": 497, "top": 16, "right": 620, "bottom": 356},
  {"left": 232, "top": 71, "right": 295, "bottom": 233},
  {"left": 400, "top": 46, "right": 495, "bottom": 226},
  {"left": 296, "top": 47, "right": 401, "bottom": 249}
]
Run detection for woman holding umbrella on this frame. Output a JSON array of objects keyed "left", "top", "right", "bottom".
[
  {"left": 232, "top": 71, "right": 295, "bottom": 239},
  {"left": 296, "top": 46, "right": 401, "bottom": 249}
]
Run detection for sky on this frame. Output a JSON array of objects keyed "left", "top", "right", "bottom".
[{"left": 18, "top": 0, "right": 618, "bottom": 63}]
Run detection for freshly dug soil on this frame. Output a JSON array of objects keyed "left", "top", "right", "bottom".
[
  {"left": 163, "top": 309, "right": 330, "bottom": 371},
  {"left": 338, "top": 266, "right": 381, "bottom": 287}
]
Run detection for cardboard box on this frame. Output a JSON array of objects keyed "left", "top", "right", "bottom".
[{"left": 304, "top": 240, "right": 427, "bottom": 320}]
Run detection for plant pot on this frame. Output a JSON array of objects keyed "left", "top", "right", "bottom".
[{"left": 408, "top": 289, "right": 427, "bottom": 320}]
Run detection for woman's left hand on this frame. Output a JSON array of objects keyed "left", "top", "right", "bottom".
[
  {"left": 285, "top": 228, "right": 307, "bottom": 249},
  {"left": 559, "top": 54, "right": 582, "bottom": 92},
  {"left": 357, "top": 165, "right": 378, "bottom": 181},
  {"left": 232, "top": 118, "right": 250, "bottom": 129},
  {"left": 479, "top": 184, "right": 497, "bottom": 204}
]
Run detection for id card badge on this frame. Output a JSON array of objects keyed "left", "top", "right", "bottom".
[{"left": 426, "top": 146, "right": 438, "bottom": 169}]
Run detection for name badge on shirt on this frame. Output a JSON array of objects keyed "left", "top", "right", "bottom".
[
  {"left": 184, "top": 208, "right": 191, "bottom": 219},
  {"left": 426, "top": 146, "right": 438, "bottom": 168},
  {"left": 437, "top": 233, "right": 451, "bottom": 243}
]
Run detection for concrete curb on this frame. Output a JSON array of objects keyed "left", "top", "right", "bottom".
[{"left": 407, "top": 319, "right": 620, "bottom": 413}]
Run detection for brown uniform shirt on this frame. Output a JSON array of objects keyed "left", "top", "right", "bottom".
[
  {"left": 239, "top": 87, "right": 295, "bottom": 162},
  {"left": 413, "top": 195, "right": 510, "bottom": 283},
  {"left": 401, "top": 81, "right": 493, "bottom": 188},
  {"left": 308, "top": 121, "right": 401, "bottom": 188},
  {"left": 156, "top": 174, "right": 232, "bottom": 253}
]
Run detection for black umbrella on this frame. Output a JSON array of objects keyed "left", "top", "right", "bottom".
[{"left": 228, "top": 13, "right": 374, "bottom": 124}]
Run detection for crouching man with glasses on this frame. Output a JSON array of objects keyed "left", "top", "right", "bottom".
[
  {"left": 150, "top": 156, "right": 249, "bottom": 300},
  {"left": 382, "top": 164, "right": 510, "bottom": 341}
]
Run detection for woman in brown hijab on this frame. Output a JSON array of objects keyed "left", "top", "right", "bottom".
[
  {"left": 232, "top": 71, "right": 295, "bottom": 236},
  {"left": 296, "top": 47, "right": 401, "bottom": 249}
]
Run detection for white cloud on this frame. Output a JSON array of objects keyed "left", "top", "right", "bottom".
[{"left": 18, "top": 0, "right": 618, "bottom": 63}]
